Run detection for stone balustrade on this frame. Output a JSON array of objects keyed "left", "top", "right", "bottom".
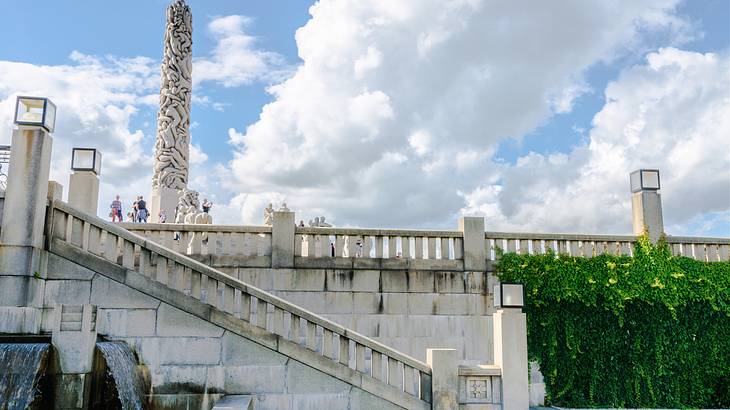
[
  {"left": 485, "top": 231, "right": 729, "bottom": 263},
  {"left": 49, "top": 200, "right": 432, "bottom": 406}
]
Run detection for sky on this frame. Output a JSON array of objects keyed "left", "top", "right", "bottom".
[{"left": 0, "top": 0, "right": 728, "bottom": 236}]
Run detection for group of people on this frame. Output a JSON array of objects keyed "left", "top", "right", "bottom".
[
  {"left": 109, "top": 195, "right": 212, "bottom": 224},
  {"left": 109, "top": 195, "right": 148, "bottom": 223}
]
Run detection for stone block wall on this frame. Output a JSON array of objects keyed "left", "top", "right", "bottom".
[
  {"left": 214, "top": 266, "right": 497, "bottom": 364},
  {"left": 37, "top": 253, "right": 407, "bottom": 410}
]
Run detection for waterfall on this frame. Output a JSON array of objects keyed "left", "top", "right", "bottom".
[
  {"left": 0, "top": 343, "right": 50, "bottom": 410},
  {"left": 96, "top": 342, "right": 145, "bottom": 410}
]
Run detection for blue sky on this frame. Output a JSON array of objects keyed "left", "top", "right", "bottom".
[{"left": 0, "top": 0, "right": 728, "bottom": 236}]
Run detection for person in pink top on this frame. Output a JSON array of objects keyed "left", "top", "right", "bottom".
[{"left": 110, "top": 195, "right": 123, "bottom": 222}]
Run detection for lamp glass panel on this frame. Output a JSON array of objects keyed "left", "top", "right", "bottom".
[
  {"left": 641, "top": 170, "right": 660, "bottom": 189},
  {"left": 630, "top": 171, "right": 642, "bottom": 192},
  {"left": 93, "top": 152, "right": 102, "bottom": 175},
  {"left": 16, "top": 98, "right": 45, "bottom": 125},
  {"left": 43, "top": 101, "right": 56, "bottom": 132},
  {"left": 73, "top": 150, "right": 95, "bottom": 170},
  {"left": 502, "top": 284, "right": 524, "bottom": 307}
]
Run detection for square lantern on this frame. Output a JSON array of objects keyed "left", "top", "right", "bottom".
[
  {"left": 14, "top": 96, "right": 57, "bottom": 133},
  {"left": 493, "top": 282, "right": 525, "bottom": 308},
  {"left": 630, "top": 169, "right": 660, "bottom": 193},
  {"left": 71, "top": 148, "right": 102, "bottom": 175}
]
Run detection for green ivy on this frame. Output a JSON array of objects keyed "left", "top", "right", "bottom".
[{"left": 496, "top": 235, "right": 730, "bottom": 408}]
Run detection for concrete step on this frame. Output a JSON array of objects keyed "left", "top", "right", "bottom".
[{"left": 212, "top": 395, "right": 254, "bottom": 410}]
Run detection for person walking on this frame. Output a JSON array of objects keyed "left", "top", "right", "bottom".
[
  {"left": 136, "top": 196, "right": 148, "bottom": 223},
  {"left": 110, "top": 195, "right": 122, "bottom": 222}
]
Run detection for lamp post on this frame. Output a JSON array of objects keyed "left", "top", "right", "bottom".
[
  {"left": 68, "top": 148, "right": 102, "bottom": 215},
  {"left": 492, "top": 282, "right": 528, "bottom": 410},
  {"left": 0, "top": 96, "right": 56, "bottom": 333},
  {"left": 630, "top": 169, "right": 664, "bottom": 243}
]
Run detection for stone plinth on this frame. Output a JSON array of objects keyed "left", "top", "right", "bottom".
[{"left": 68, "top": 171, "right": 99, "bottom": 216}]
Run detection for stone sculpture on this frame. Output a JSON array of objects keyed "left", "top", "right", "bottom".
[
  {"left": 263, "top": 203, "right": 274, "bottom": 226},
  {"left": 151, "top": 0, "right": 193, "bottom": 222}
]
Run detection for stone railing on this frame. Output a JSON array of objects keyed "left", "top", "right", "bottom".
[
  {"left": 49, "top": 201, "right": 432, "bottom": 406},
  {"left": 458, "top": 364, "right": 502, "bottom": 408},
  {"left": 119, "top": 223, "right": 272, "bottom": 267},
  {"left": 295, "top": 227, "right": 464, "bottom": 270},
  {"left": 485, "top": 231, "right": 729, "bottom": 263}
]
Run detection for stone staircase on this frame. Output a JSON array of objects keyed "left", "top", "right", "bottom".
[{"left": 46, "top": 200, "right": 432, "bottom": 409}]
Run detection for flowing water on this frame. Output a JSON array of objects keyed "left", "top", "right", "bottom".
[
  {"left": 96, "top": 342, "right": 145, "bottom": 410},
  {"left": 0, "top": 343, "right": 50, "bottom": 410}
]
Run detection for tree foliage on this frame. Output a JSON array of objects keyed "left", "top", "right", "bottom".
[{"left": 496, "top": 236, "right": 730, "bottom": 408}]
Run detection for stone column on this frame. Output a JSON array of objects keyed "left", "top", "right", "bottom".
[
  {"left": 493, "top": 308, "right": 529, "bottom": 410},
  {"left": 51, "top": 304, "right": 98, "bottom": 410},
  {"left": 427, "top": 348, "right": 459, "bottom": 410},
  {"left": 271, "top": 211, "right": 295, "bottom": 268},
  {"left": 0, "top": 127, "right": 53, "bottom": 333},
  {"left": 458, "top": 216, "right": 486, "bottom": 271},
  {"left": 631, "top": 190, "right": 664, "bottom": 243},
  {"left": 68, "top": 171, "right": 100, "bottom": 215}
]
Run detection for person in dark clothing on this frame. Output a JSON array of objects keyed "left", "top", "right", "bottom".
[{"left": 136, "top": 196, "right": 148, "bottom": 223}]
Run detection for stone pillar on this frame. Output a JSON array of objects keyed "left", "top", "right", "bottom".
[
  {"left": 493, "top": 308, "right": 529, "bottom": 410},
  {"left": 48, "top": 181, "right": 64, "bottom": 202},
  {"left": 0, "top": 127, "right": 53, "bottom": 333},
  {"left": 51, "top": 304, "right": 97, "bottom": 410},
  {"left": 427, "top": 348, "right": 459, "bottom": 410},
  {"left": 68, "top": 171, "right": 99, "bottom": 215},
  {"left": 458, "top": 216, "right": 486, "bottom": 271},
  {"left": 631, "top": 191, "right": 664, "bottom": 243},
  {"left": 271, "top": 211, "right": 295, "bottom": 268}
]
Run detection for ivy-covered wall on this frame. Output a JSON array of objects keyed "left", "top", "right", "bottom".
[{"left": 496, "top": 236, "right": 729, "bottom": 408}]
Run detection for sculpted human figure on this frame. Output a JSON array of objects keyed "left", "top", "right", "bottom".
[
  {"left": 319, "top": 216, "right": 332, "bottom": 227},
  {"left": 263, "top": 203, "right": 274, "bottom": 226}
]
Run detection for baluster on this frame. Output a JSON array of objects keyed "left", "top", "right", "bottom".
[
  {"left": 420, "top": 372, "right": 432, "bottom": 402},
  {"left": 306, "top": 235, "right": 315, "bottom": 257},
  {"left": 104, "top": 233, "right": 119, "bottom": 263},
  {"left": 190, "top": 270, "right": 202, "bottom": 300},
  {"left": 156, "top": 257, "right": 169, "bottom": 285},
  {"left": 239, "top": 293, "right": 251, "bottom": 321},
  {"left": 122, "top": 241, "right": 135, "bottom": 269},
  {"left": 619, "top": 242, "right": 632, "bottom": 256},
  {"left": 440, "top": 238, "right": 449, "bottom": 259},
  {"left": 138, "top": 249, "right": 151, "bottom": 276},
  {"left": 531, "top": 239, "right": 542, "bottom": 255},
  {"left": 404, "top": 365, "right": 416, "bottom": 396},
  {"left": 347, "top": 235, "right": 359, "bottom": 258},
  {"left": 375, "top": 236, "right": 384, "bottom": 258},
  {"left": 569, "top": 241, "right": 579, "bottom": 256},
  {"left": 273, "top": 307, "right": 285, "bottom": 336},
  {"left": 372, "top": 351, "right": 383, "bottom": 381},
  {"left": 681, "top": 243, "right": 693, "bottom": 258},
  {"left": 427, "top": 238, "right": 436, "bottom": 260},
  {"left": 70, "top": 216, "right": 83, "bottom": 247},
  {"left": 387, "top": 236, "right": 397, "bottom": 258},
  {"left": 256, "top": 299, "right": 267, "bottom": 329},
  {"left": 363, "top": 235, "right": 372, "bottom": 258},
  {"left": 454, "top": 237, "right": 463, "bottom": 260},
  {"left": 415, "top": 237, "right": 424, "bottom": 259},
  {"left": 505, "top": 239, "right": 516, "bottom": 253},
  {"left": 339, "top": 336, "right": 350, "bottom": 366},
  {"left": 242, "top": 233, "right": 253, "bottom": 256},
  {"left": 182, "top": 267, "right": 192, "bottom": 295},
  {"left": 208, "top": 278, "right": 219, "bottom": 309},
  {"left": 316, "top": 235, "right": 327, "bottom": 257},
  {"left": 295, "top": 234, "right": 303, "bottom": 257},
  {"left": 557, "top": 240, "right": 568, "bottom": 254},
  {"left": 88, "top": 225, "right": 102, "bottom": 255},
  {"left": 719, "top": 245, "right": 729, "bottom": 261},
  {"left": 694, "top": 244, "right": 707, "bottom": 262},
  {"left": 388, "top": 357, "right": 403, "bottom": 390},
  {"left": 261, "top": 233, "right": 273, "bottom": 256},
  {"left": 323, "top": 329, "right": 334, "bottom": 358},
  {"left": 52, "top": 210, "right": 68, "bottom": 240},
  {"left": 334, "top": 235, "right": 344, "bottom": 257},
  {"left": 290, "top": 314, "right": 301, "bottom": 344},
  {"left": 355, "top": 344, "right": 366, "bottom": 372},
  {"left": 517, "top": 239, "right": 528, "bottom": 255},
  {"left": 671, "top": 243, "right": 682, "bottom": 257},
  {"left": 306, "top": 322, "right": 316, "bottom": 350},
  {"left": 224, "top": 285, "right": 235, "bottom": 313},
  {"left": 81, "top": 221, "right": 91, "bottom": 251},
  {"left": 171, "top": 262, "right": 185, "bottom": 291}
]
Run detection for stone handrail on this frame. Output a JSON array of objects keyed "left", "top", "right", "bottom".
[
  {"left": 48, "top": 200, "right": 432, "bottom": 404},
  {"left": 485, "top": 231, "right": 729, "bottom": 262}
]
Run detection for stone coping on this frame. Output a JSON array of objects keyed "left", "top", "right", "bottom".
[
  {"left": 51, "top": 200, "right": 432, "bottom": 375},
  {"left": 120, "top": 222, "right": 271, "bottom": 233},
  {"left": 485, "top": 231, "right": 636, "bottom": 242},
  {"left": 458, "top": 364, "right": 501, "bottom": 377},
  {"left": 296, "top": 226, "right": 463, "bottom": 237}
]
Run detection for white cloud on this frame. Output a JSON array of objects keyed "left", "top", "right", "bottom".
[
  {"left": 194, "top": 15, "right": 289, "bottom": 87},
  {"left": 222, "top": 0, "right": 698, "bottom": 230},
  {"left": 463, "top": 48, "right": 730, "bottom": 235}
]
